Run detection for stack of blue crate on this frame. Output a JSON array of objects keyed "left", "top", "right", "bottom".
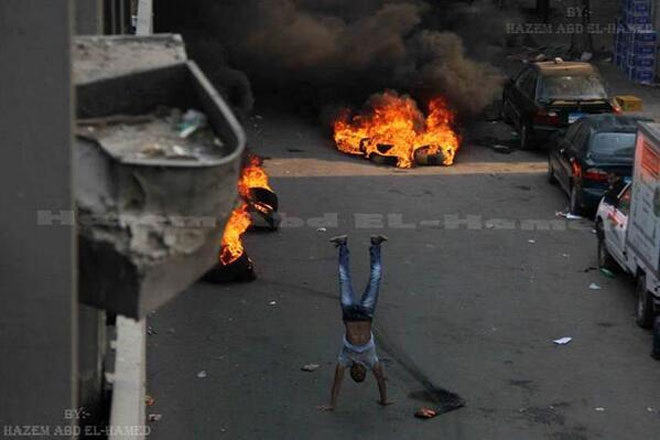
[{"left": 614, "top": 0, "right": 657, "bottom": 84}]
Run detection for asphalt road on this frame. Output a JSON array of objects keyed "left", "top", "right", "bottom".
[{"left": 147, "top": 105, "right": 660, "bottom": 439}]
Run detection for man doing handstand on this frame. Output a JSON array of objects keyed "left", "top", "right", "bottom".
[{"left": 318, "top": 234, "right": 392, "bottom": 411}]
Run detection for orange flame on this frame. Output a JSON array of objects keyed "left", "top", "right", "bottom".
[
  {"left": 218, "top": 154, "right": 274, "bottom": 266},
  {"left": 219, "top": 202, "right": 252, "bottom": 265},
  {"left": 333, "top": 90, "right": 460, "bottom": 168},
  {"left": 238, "top": 154, "right": 272, "bottom": 199}
]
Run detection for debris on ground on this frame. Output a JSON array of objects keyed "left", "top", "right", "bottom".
[
  {"left": 148, "top": 414, "right": 162, "bottom": 422},
  {"left": 528, "top": 239, "right": 536, "bottom": 244},
  {"left": 594, "top": 407, "right": 605, "bottom": 412},
  {"left": 600, "top": 268, "right": 616, "bottom": 278},
  {"left": 555, "top": 211, "right": 582, "bottom": 220},
  {"left": 145, "top": 395, "right": 155, "bottom": 407},
  {"left": 583, "top": 266, "right": 597, "bottom": 273},
  {"left": 492, "top": 144, "right": 513, "bottom": 154},
  {"left": 147, "top": 326, "right": 157, "bottom": 336},
  {"left": 197, "top": 370, "right": 207, "bottom": 379},
  {"left": 316, "top": 227, "right": 327, "bottom": 232},
  {"left": 589, "top": 283, "right": 602, "bottom": 290},
  {"left": 301, "top": 363, "right": 320, "bottom": 372},
  {"left": 269, "top": 301, "right": 277, "bottom": 306},
  {"left": 414, "top": 407, "right": 438, "bottom": 419},
  {"left": 553, "top": 337, "right": 573, "bottom": 345}
]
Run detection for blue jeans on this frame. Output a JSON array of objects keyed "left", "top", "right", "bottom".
[{"left": 338, "top": 243, "right": 382, "bottom": 316}]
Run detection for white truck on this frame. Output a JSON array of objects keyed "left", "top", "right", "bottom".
[{"left": 595, "top": 122, "right": 660, "bottom": 329}]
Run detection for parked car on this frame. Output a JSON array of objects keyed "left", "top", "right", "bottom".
[
  {"left": 502, "top": 59, "right": 619, "bottom": 149},
  {"left": 547, "top": 114, "right": 650, "bottom": 215},
  {"left": 595, "top": 121, "right": 660, "bottom": 332}
]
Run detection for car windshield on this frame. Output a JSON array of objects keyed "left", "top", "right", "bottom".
[
  {"left": 589, "top": 132, "right": 636, "bottom": 160},
  {"left": 538, "top": 74, "right": 607, "bottom": 101}
]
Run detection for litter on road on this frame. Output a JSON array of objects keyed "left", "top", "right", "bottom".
[
  {"left": 269, "top": 300, "right": 277, "bottom": 306},
  {"left": 301, "top": 363, "right": 320, "bottom": 372},
  {"left": 528, "top": 239, "right": 536, "bottom": 244},
  {"left": 595, "top": 407, "right": 605, "bottom": 412},
  {"left": 553, "top": 337, "right": 573, "bottom": 345},
  {"left": 316, "top": 227, "right": 327, "bottom": 232},
  {"left": 589, "top": 283, "right": 602, "bottom": 290},
  {"left": 555, "top": 211, "right": 583, "bottom": 220},
  {"left": 414, "top": 407, "right": 438, "bottom": 419},
  {"left": 491, "top": 144, "right": 513, "bottom": 154},
  {"left": 148, "top": 414, "right": 162, "bottom": 422},
  {"left": 197, "top": 370, "right": 207, "bottom": 378},
  {"left": 600, "top": 268, "right": 616, "bottom": 278}
]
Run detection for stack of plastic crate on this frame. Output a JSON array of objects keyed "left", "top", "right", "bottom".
[{"left": 614, "top": 0, "right": 657, "bottom": 84}]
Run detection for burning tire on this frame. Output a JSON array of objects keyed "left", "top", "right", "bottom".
[
  {"left": 247, "top": 187, "right": 281, "bottom": 231},
  {"left": 333, "top": 91, "right": 460, "bottom": 168},
  {"left": 202, "top": 252, "right": 255, "bottom": 283},
  {"left": 368, "top": 153, "right": 399, "bottom": 167},
  {"left": 414, "top": 147, "right": 447, "bottom": 166},
  {"left": 239, "top": 154, "right": 280, "bottom": 231}
]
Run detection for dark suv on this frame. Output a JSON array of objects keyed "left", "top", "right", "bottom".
[{"left": 502, "top": 60, "right": 618, "bottom": 149}]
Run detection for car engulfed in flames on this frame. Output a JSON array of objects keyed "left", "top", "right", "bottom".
[{"left": 333, "top": 90, "right": 460, "bottom": 168}]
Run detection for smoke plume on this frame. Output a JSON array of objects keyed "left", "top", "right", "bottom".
[{"left": 159, "top": 0, "right": 512, "bottom": 117}]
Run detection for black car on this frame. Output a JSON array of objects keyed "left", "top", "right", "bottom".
[
  {"left": 547, "top": 114, "right": 651, "bottom": 215},
  {"left": 502, "top": 59, "right": 618, "bottom": 149}
]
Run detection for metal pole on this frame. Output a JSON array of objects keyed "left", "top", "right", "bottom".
[
  {"left": 136, "top": 0, "right": 153, "bottom": 35},
  {"left": 0, "top": 0, "right": 77, "bottom": 431}
]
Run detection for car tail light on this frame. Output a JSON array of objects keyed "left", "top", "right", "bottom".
[
  {"left": 584, "top": 167, "right": 609, "bottom": 182},
  {"left": 571, "top": 159, "right": 582, "bottom": 178},
  {"left": 533, "top": 109, "right": 560, "bottom": 125}
]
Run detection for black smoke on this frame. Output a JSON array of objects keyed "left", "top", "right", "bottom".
[{"left": 155, "top": 0, "right": 515, "bottom": 117}]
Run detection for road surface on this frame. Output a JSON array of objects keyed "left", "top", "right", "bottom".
[{"left": 147, "top": 104, "right": 660, "bottom": 439}]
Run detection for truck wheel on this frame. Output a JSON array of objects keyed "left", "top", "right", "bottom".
[
  {"left": 569, "top": 185, "right": 582, "bottom": 216},
  {"left": 596, "top": 222, "right": 618, "bottom": 272},
  {"left": 635, "top": 273, "right": 655, "bottom": 329}
]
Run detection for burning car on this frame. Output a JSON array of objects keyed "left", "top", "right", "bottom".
[
  {"left": 333, "top": 90, "right": 460, "bottom": 168},
  {"left": 502, "top": 59, "right": 619, "bottom": 150}
]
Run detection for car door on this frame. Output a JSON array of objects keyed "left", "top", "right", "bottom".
[
  {"left": 605, "top": 183, "right": 632, "bottom": 264},
  {"left": 555, "top": 121, "right": 585, "bottom": 192},
  {"left": 508, "top": 67, "right": 534, "bottom": 127},
  {"left": 550, "top": 121, "right": 578, "bottom": 185},
  {"left": 517, "top": 69, "right": 539, "bottom": 128}
]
